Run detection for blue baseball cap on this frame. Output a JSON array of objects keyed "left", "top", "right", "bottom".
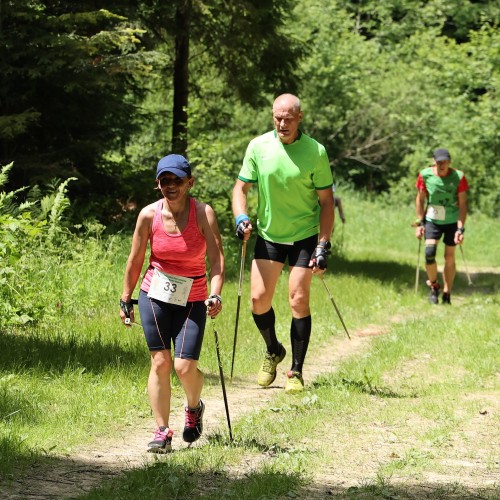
[{"left": 156, "top": 154, "right": 192, "bottom": 179}]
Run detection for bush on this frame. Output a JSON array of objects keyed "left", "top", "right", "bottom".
[{"left": 0, "top": 163, "right": 97, "bottom": 328}]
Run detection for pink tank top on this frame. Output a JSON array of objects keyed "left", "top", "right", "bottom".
[{"left": 140, "top": 197, "right": 207, "bottom": 301}]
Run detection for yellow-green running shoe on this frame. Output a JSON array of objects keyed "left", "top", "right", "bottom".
[
  {"left": 285, "top": 370, "right": 304, "bottom": 394},
  {"left": 257, "top": 344, "right": 286, "bottom": 387}
]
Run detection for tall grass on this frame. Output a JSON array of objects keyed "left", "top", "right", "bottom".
[
  {"left": 340, "top": 192, "right": 499, "bottom": 268},
  {"left": 0, "top": 193, "right": 498, "bottom": 498}
]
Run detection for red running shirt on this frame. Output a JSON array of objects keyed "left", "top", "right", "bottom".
[{"left": 140, "top": 198, "right": 207, "bottom": 301}]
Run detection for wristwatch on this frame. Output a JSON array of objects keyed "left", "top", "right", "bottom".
[{"left": 456, "top": 227, "right": 465, "bottom": 234}]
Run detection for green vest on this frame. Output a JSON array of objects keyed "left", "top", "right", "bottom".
[{"left": 421, "top": 167, "right": 464, "bottom": 225}]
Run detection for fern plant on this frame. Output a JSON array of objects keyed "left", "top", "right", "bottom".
[{"left": 0, "top": 164, "right": 76, "bottom": 328}]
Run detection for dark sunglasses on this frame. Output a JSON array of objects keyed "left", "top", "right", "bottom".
[{"left": 158, "top": 176, "right": 185, "bottom": 187}]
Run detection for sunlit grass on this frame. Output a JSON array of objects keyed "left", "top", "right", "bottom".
[{"left": 1, "top": 197, "right": 498, "bottom": 498}]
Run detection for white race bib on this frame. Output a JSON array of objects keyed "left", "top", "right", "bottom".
[
  {"left": 427, "top": 205, "right": 446, "bottom": 221},
  {"left": 147, "top": 269, "right": 193, "bottom": 306}
]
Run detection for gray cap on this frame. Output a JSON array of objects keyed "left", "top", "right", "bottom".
[{"left": 433, "top": 148, "right": 451, "bottom": 161}]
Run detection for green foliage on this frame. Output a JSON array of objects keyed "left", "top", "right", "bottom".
[
  {"left": 45, "top": 177, "right": 78, "bottom": 243},
  {"left": 336, "top": 0, "right": 500, "bottom": 44},
  {"left": 0, "top": 164, "right": 46, "bottom": 326},
  {"left": 294, "top": 0, "right": 499, "bottom": 216},
  {"left": 0, "top": 194, "right": 497, "bottom": 497},
  {"left": 188, "top": 99, "right": 269, "bottom": 276},
  {"left": 190, "top": 0, "right": 303, "bottom": 101},
  {"left": 1, "top": 0, "right": 499, "bottom": 225},
  {"left": 0, "top": 0, "right": 165, "bottom": 222},
  {"left": 0, "top": 163, "right": 110, "bottom": 328}
]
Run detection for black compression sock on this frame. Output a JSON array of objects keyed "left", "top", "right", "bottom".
[
  {"left": 290, "top": 315, "right": 311, "bottom": 373},
  {"left": 252, "top": 308, "right": 280, "bottom": 354}
]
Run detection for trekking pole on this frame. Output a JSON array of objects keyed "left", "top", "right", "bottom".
[
  {"left": 459, "top": 245, "right": 473, "bottom": 286},
  {"left": 230, "top": 240, "right": 246, "bottom": 381},
  {"left": 415, "top": 238, "right": 422, "bottom": 294},
  {"left": 207, "top": 304, "right": 233, "bottom": 442},
  {"left": 319, "top": 275, "right": 351, "bottom": 340}
]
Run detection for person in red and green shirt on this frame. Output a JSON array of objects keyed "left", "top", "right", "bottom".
[{"left": 415, "top": 148, "right": 469, "bottom": 305}]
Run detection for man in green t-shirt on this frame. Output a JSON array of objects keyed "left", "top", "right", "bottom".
[
  {"left": 232, "top": 93, "right": 334, "bottom": 394},
  {"left": 415, "top": 148, "right": 469, "bottom": 305}
]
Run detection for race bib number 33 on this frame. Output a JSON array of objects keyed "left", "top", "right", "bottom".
[{"left": 147, "top": 269, "right": 193, "bottom": 306}]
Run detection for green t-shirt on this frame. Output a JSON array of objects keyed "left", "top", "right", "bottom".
[
  {"left": 238, "top": 130, "right": 333, "bottom": 242},
  {"left": 418, "top": 167, "right": 467, "bottom": 224}
]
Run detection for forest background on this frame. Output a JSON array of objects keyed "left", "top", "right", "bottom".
[
  {"left": 0, "top": 4, "right": 499, "bottom": 496},
  {"left": 1, "top": 0, "right": 499, "bottom": 327}
]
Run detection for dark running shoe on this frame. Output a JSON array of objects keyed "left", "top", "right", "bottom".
[
  {"left": 183, "top": 399, "right": 205, "bottom": 443},
  {"left": 148, "top": 426, "right": 173, "bottom": 453},
  {"left": 427, "top": 281, "right": 440, "bottom": 305},
  {"left": 442, "top": 292, "right": 451, "bottom": 305}
]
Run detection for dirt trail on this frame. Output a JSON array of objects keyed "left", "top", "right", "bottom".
[
  {"left": 2, "top": 325, "right": 372, "bottom": 499},
  {"left": 2, "top": 313, "right": 498, "bottom": 498}
]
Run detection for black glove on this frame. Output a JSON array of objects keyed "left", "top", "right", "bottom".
[
  {"left": 236, "top": 220, "right": 250, "bottom": 240},
  {"left": 310, "top": 241, "right": 331, "bottom": 270},
  {"left": 207, "top": 294, "right": 222, "bottom": 306},
  {"left": 120, "top": 298, "right": 138, "bottom": 318}
]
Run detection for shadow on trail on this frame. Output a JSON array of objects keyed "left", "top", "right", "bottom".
[
  {"left": 330, "top": 255, "right": 499, "bottom": 296},
  {"left": 1, "top": 444, "right": 493, "bottom": 499},
  {"left": 311, "top": 372, "right": 418, "bottom": 399},
  {"left": 1, "top": 451, "right": 303, "bottom": 499},
  {"left": 208, "top": 431, "right": 293, "bottom": 455},
  {"left": 332, "top": 255, "right": 416, "bottom": 287},
  {"left": 0, "top": 329, "right": 223, "bottom": 389},
  {"left": 301, "top": 480, "right": 494, "bottom": 500},
  {"left": 313, "top": 375, "right": 418, "bottom": 399}
]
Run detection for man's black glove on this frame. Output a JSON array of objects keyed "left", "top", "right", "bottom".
[{"left": 309, "top": 241, "right": 331, "bottom": 270}]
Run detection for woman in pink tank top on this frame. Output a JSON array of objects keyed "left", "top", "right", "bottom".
[{"left": 119, "top": 154, "right": 224, "bottom": 453}]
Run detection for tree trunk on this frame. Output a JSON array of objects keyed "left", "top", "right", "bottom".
[{"left": 172, "top": 0, "right": 191, "bottom": 156}]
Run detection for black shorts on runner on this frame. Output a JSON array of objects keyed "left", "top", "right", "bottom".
[
  {"left": 425, "top": 221, "right": 458, "bottom": 246},
  {"left": 138, "top": 290, "right": 206, "bottom": 359},
  {"left": 253, "top": 234, "right": 317, "bottom": 268}
]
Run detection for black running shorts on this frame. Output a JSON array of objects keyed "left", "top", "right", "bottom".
[
  {"left": 253, "top": 234, "right": 317, "bottom": 268},
  {"left": 138, "top": 290, "right": 206, "bottom": 359},
  {"left": 425, "top": 221, "right": 458, "bottom": 246}
]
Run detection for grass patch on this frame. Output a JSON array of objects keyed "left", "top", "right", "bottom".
[{"left": 1, "top": 196, "right": 498, "bottom": 498}]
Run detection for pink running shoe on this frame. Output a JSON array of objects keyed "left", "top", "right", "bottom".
[{"left": 148, "top": 426, "right": 173, "bottom": 453}]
